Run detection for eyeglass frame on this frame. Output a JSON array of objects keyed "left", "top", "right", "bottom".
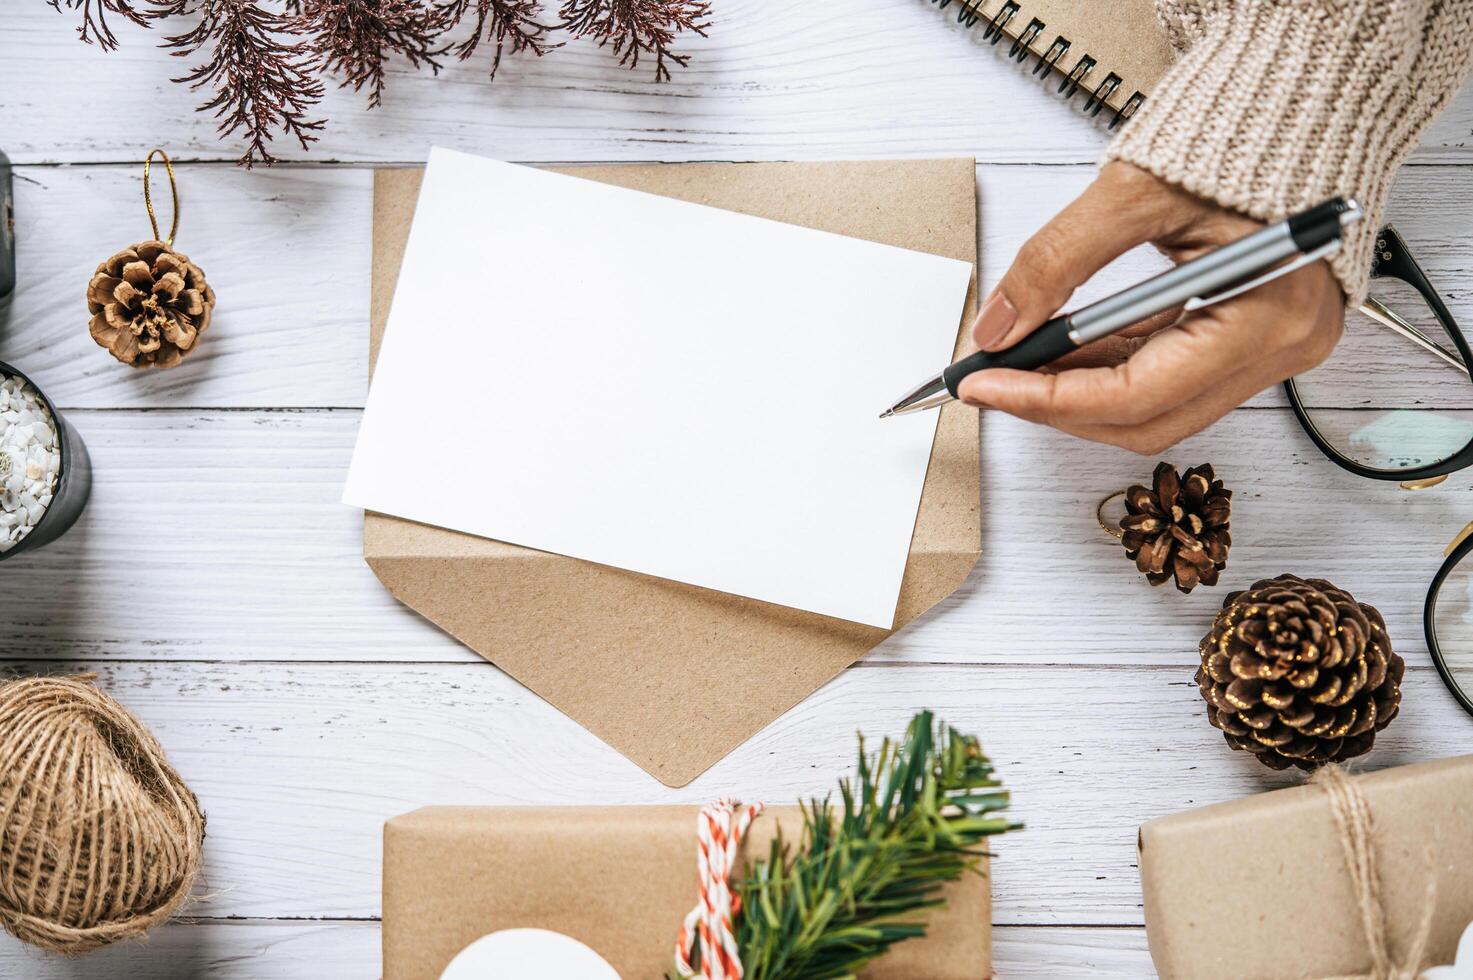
[
  {"left": 1280, "top": 225, "right": 1473, "bottom": 716},
  {"left": 1427, "top": 521, "right": 1473, "bottom": 718},
  {"left": 1283, "top": 225, "right": 1473, "bottom": 484}
]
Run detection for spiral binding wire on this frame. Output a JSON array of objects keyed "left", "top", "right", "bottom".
[{"left": 930, "top": 0, "right": 1145, "bottom": 129}]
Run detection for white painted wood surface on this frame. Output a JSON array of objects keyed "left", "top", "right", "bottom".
[
  {"left": 8, "top": 407, "right": 1473, "bottom": 669},
  {"left": 8, "top": 0, "right": 1473, "bottom": 168},
  {"left": 0, "top": 923, "right": 1155, "bottom": 979},
  {"left": 3, "top": 1, "right": 1473, "bottom": 976},
  {"left": 0, "top": 659, "right": 1466, "bottom": 923}
]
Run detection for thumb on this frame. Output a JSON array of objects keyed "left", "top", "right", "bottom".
[{"left": 973, "top": 175, "right": 1162, "bottom": 353}]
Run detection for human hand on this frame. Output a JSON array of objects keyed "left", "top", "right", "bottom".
[{"left": 958, "top": 162, "right": 1347, "bottom": 454}]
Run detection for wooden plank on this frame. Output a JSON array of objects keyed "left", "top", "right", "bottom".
[
  {"left": 0, "top": 411, "right": 460, "bottom": 663},
  {"left": 3, "top": 167, "right": 372, "bottom": 409},
  {"left": 0, "top": 920, "right": 380, "bottom": 979},
  {"left": 0, "top": 660, "right": 1461, "bottom": 928},
  {"left": 1, "top": 407, "right": 1468, "bottom": 665},
  {"left": 0, "top": 920, "right": 1156, "bottom": 978},
  {"left": 4, "top": 1, "right": 1473, "bottom": 167},
  {"left": 5, "top": 162, "right": 1467, "bottom": 409},
  {"left": 994, "top": 927, "right": 1154, "bottom": 978},
  {"left": 7, "top": 162, "right": 1473, "bottom": 411}
]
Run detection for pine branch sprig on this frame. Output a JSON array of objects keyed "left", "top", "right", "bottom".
[{"left": 679, "top": 711, "right": 1019, "bottom": 980}]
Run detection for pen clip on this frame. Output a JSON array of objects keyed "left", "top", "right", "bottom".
[{"left": 1182, "top": 240, "right": 1341, "bottom": 313}]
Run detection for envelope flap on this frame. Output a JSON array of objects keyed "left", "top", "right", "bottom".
[{"left": 364, "top": 158, "right": 980, "bottom": 785}]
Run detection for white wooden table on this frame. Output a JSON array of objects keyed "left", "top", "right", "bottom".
[{"left": 4, "top": 2, "right": 1473, "bottom": 976}]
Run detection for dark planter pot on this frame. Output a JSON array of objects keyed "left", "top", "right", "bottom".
[
  {"left": 0, "top": 359, "right": 90, "bottom": 562},
  {"left": 0, "top": 148, "right": 13, "bottom": 301}
]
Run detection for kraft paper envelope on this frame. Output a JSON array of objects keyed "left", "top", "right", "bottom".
[{"left": 366, "top": 158, "right": 980, "bottom": 786}]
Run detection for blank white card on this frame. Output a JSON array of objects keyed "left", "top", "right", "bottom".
[{"left": 344, "top": 148, "right": 972, "bottom": 628}]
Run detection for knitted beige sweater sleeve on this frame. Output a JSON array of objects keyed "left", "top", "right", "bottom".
[{"left": 1105, "top": 0, "right": 1473, "bottom": 304}]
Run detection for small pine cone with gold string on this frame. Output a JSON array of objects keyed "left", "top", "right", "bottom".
[
  {"left": 1196, "top": 574, "right": 1403, "bottom": 771},
  {"left": 1119, "top": 462, "right": 1231, "bottom": 593},
  {"left": 87, "top": 241, "right": 214, "bottom": 369}
]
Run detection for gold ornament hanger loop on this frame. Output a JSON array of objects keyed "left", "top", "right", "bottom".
[
  {"left": 143, "top": 148, "right": 179, "bottom": 247},
  {"left": 1097, "top": 490, "right": 1125, "bottom": 540}
]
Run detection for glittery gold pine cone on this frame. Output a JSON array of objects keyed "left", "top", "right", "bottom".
[
  {"left": 87, "top": 241, "right": 214, "bottom": 369},
  {"left": 1196, "top": 574, "right": 1403, "bottom": 771}
]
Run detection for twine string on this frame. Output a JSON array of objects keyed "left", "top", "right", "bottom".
[
  {"left": 143, "top": 149, "right": 179, "bottom": 246},
  {"left": 1311, "top": 765, "right": 1438, "bottom": 980},
  {"left": 674, "top": 799, "right": 764, "bottom": 980},
  {"left": 0, "top": 675, "right": 204, "bottom": 954}
]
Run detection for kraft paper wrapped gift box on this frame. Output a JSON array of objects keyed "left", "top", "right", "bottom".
[
  {"left": 1138, "top": 754, "right": 1473, "bottom": 980},
  {"left": 383, "top": 806, "right": 992, "bottom": 980}
]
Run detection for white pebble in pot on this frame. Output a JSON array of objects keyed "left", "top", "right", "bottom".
[{"left": 0, "top": 375, "right": 62, "bottom": 553}]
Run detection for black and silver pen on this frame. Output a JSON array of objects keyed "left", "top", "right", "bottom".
[{"left": 881, "top": 197, "right": 1364, "bottom": 418}]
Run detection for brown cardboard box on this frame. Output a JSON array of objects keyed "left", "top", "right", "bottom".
[
  {"left": 1139, "top": 755, "right": 1473, "bottom": 979},
  {"left": 366, "top": 159, "right": 981, "bottom": 787},
  {"left": 383, "top": 805, "right": 991, "bottom": 980}
]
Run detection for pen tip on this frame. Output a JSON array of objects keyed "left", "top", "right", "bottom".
[{"left": 878, "top": 410, "right": 894, "bottom": 419}]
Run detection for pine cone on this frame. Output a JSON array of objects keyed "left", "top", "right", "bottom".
[
  {"left": 1120, "top": 462, "right": 1230, "bottom": 593},
  {"left": 1196, "top": 575, "right": 1404, "bottom": 771},
  {"left": 87, "top": 241, "right": 214, "bottom": 369}
]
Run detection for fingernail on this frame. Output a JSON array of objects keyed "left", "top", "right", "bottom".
[{"left": 972, "top": 293, "right": 1017, "bottom": 350}]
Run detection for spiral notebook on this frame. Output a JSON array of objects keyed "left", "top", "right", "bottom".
[{"left": 932, "top": 0, "right": 1175, "bottom": 127}]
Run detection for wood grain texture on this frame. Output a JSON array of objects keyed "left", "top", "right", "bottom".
[
  {"left": 4, "top": 0, "right": 1473, "bottom": 168},
  {"left": 5, "top": 10, "right": 1473, "bottom": 975},
  {"left": 2, "top": 167, "right": 372, "bottom": 409},
  {"left": 0, "top": 922, "right": 1154, "bottom": 978},
  {"left": 0, "top": 659, "right": 1464, "bottom": 933},
  {"left": 3, "top": 407, "right": 1472, "bottom": 668},
  {"left": 0, "top": 921, "right": 380, "bottom": 980},
  {"left": 5, "top": 162, "right": 1470, "bottom": 410}
]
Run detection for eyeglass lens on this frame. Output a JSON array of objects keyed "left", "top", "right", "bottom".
[{"left": 1291, "top": 275, "right": 1473, "bottom": 472}]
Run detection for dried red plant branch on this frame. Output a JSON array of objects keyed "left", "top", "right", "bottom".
[
  {"left": 295, "top": 0, "right": 449, "bottom": 107},
  {"left": 559, "top": 0, "right": 709, "bottom": 81},
  {"left": 47, "top": 0, "right": 149, "bottom": 50},
  {"left": 44, "top": 0, "right": 713, "bottom": 163},
  {"left": 441, "top": 0, "right": 557, "bottom": 78},
  {"left": 157, "top": 0, "right": 326, "bottom": 167}
]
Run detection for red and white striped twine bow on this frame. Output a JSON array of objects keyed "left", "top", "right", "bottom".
[{"left": 673, "top": 798, "right": 765, "bottom": 980}]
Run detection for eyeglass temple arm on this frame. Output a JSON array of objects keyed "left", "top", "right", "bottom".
[
  {"left": 1359, "top": 294, "right": 1468, "bottom": 374},
  {"left": 1447, "top": 519, "right": 1473, "bottom": 557}
]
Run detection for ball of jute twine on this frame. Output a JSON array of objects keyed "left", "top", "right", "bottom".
[{"left": 0, "top": 674, "right": 205, "bottom": 954}]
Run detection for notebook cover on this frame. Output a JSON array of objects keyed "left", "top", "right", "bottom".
[
  {"left": 364, "top": 158, "right": 981, "bottom": 787},
  {"left": 960, "top": 0, "right": 1175, "bottom": 112}
]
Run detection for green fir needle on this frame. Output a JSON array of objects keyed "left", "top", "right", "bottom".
[{"left": 674, "top": 711, "right": 1021, "bottom": 980}]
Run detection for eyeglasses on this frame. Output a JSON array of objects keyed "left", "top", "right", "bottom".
[
  {"left": 1285, "top": 226, "right": 1473, "bottom": 716},
  {"left": 1286, "top": 226, "right": 1473, "bottom": 486}
]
